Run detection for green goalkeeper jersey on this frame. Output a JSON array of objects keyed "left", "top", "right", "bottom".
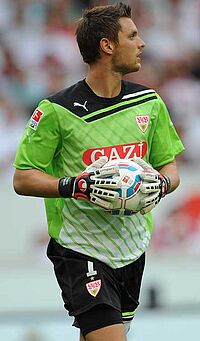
[{"left": 14, "top": 80, "right": 184, "bottom": 268}]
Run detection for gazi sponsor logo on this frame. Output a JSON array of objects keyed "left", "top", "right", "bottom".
[{"left": 83, "top": 142, "right": 147, "bottom": 166}]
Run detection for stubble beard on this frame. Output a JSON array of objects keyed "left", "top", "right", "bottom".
[{"left": 111, "top": 56, "right": 141, "bottom": 76}]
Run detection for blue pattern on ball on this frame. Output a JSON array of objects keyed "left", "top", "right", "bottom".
[
  {"left": 122, "top": 174, "right": 141, "bottom": 198},
  {"left": 105, "top": 159, "right": 143, "bottom": 215}
]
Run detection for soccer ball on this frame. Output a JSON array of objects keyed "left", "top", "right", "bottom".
[{"left": 103, "top": 158, "right": 144, "bottom": 216}]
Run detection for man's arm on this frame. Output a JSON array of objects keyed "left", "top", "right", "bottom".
[
  {"left": 13, "top": 169, "right": 60, "bottom": 197},
  {"left": 13, "top": 157, "right": 121, "bottom": 211},
  {"left": 133, "top": 157, "right": 181, "bottom": 215},
  {"left": 156, "top": 159, "right": 180, "bottom": 193}
]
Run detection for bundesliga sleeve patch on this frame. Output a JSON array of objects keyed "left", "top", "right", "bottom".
[{"left": 29, "top": 108, "right": 44, "bottom": 130}]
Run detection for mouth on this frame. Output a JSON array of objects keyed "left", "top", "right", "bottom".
[{"left": 136, "top": 52, "right": 142, "bottom": 62}]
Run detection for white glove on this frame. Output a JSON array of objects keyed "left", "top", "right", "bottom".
[
  {"left": 86, "top": 157, "right": 121, "bottom": 209},
  {"left": 84, "top": 156, "right": 108, "bottom": 172},
  {"left": 58, "top": 156, "right": 121, "bottom": 210},
  {"left": 133, "top": 157, "right": 171, "bottom": 215}
]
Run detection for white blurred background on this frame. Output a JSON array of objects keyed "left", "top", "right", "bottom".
[{"left": 0, "top": 0, "right": 200, "bottom": 340}]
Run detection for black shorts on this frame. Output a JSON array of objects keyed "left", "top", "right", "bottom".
[{"left": 47, "top": 238, "right": 145, "bottom": 335}]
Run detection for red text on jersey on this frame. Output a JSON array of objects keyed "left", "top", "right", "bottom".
[{"left": 83, "top": 142, "right": 147, "bottom": 166}]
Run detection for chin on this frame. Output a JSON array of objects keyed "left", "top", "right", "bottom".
[
  {"left": 125, "top": 64, "right": 141, "bottom": 74},
  {"left": 133, "top": 62, "right": 141, "bottom": 71},
  {"left": 114, "top": 62, "right": 141, "bottom": 75}
]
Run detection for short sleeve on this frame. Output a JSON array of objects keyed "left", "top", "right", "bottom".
[
  {"left": 149, "top": 96, "right": 185, "bottom": 168},
  {"left": 13, "top": 99, "right": 61, "bottom": 172}
]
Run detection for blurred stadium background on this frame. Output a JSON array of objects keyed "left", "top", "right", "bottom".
[{"left": 0, "top": 0, "right": 200, "bottom": 340}]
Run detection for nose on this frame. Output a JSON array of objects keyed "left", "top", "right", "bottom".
[{"left": 138, "top": 36, "right": 145, "bottom": 49}]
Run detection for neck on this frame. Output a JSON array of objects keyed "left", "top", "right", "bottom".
[{"left": 86, "top": 62, "right": 122, "bottom": 98}]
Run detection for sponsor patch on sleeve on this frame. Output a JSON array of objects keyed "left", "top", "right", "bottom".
[{"left": 29, "top": 108, "right": 44, "bottom": 130}]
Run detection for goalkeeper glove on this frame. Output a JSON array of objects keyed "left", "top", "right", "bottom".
[
  {"left": 58, "top": 156, "right": 121, "bottom": 210},
  {"left": 133, "top": 157, "right": 171, "bottom": 215}
]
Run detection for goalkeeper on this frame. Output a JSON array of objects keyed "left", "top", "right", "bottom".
[{"left": 13, "top": 2, "right": 184, "bottom": 341}]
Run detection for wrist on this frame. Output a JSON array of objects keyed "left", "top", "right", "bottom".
[
  {"left": 160, "top": 174, "right": 171, "bottom": 197},
  {"left": 58, "top": 177, "right": 75, "bottom": 198},
  {"left": 164, "top": 175, "right": 171, "bottom": 193}
]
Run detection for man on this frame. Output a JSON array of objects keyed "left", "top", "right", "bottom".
[{"left": 13, "top": 3, "right": 184, "bottom": 341}]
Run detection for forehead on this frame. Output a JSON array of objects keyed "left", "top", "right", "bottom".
[{"left": 119, "top": 17, "right": 137, "bottom": 34}]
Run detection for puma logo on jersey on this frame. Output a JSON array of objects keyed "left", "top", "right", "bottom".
[{"left": 73, "top": 100, "right": 88, "bottom": 111}]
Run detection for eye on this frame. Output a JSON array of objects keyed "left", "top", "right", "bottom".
[{"left": 129, "top": 32, "right": 137, "bottom": 39}]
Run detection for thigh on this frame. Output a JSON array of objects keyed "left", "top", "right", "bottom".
[
  {"left": 80, "top": 326, "right": 126, "bottom": 341},
  {"left": 77, "top": 304, "right": 125, "bottom": 341},
  {"left": 85, "top": 324, "right": 126, "bottom": 341}
]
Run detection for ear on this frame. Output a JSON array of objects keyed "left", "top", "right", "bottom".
[{"left": 99, "top": 38, "right": 115, "bottom": 55}]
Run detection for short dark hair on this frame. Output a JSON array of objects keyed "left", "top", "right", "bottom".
[{"left": 76, "top": 2, "right": 132, "bottom": 64}]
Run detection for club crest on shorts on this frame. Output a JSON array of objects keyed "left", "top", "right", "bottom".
[
  {"left": 136, "top": 115, "right": 149, "bottom": 132},
  {"left": 86, "top": 279, "right": 101, "bottom": 297}
]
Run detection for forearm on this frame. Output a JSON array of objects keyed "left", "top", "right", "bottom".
[
  {"left": 13, "top": 169, "right": 60, "bottom": 198},
  {"left": 13, "top": 158, "right": 120, "bottom": 209},
  {"left": 156, "top": 160, "right": 180, "bottom": 193}
]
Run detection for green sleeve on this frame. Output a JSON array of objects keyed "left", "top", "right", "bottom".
[
  {"left": 149, "top": 95, "right": 185, "bottom": 168},
  {"left": 13, "top": 100, "right": 61, "bottom": 173}
]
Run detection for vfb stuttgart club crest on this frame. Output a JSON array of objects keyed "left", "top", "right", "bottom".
[
  {"left": 86, "top": 279, "right": 101, "bottom": 297},
  {"left": 136, "top": 115, "right": 149, "bottom": 132}
]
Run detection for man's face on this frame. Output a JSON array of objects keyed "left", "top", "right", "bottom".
[{"left": 111, "top": 17, "right": 145, "bottom": 75}]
